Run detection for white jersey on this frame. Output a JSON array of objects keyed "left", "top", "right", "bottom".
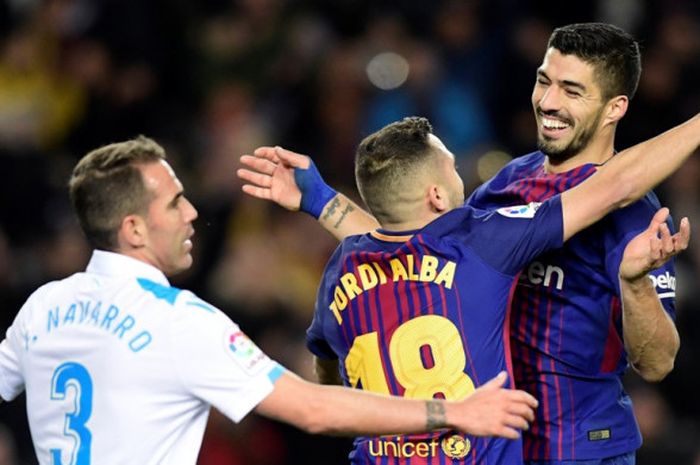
[{"left": 0, "top": 250, "right": 282, "bottom": 465}]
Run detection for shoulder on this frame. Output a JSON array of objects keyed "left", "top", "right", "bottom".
[
  {"left": 609, "top": 191, "right": 666, "bottom": 228},
  {"left": 133, "top": 277, "right": 229, "bottom": 324},
  {"left": 490, "top": 151, "right": 544, "bottom": 180},
  {"left": 22, "top": 273, "right": 84, "bottom": 308}
]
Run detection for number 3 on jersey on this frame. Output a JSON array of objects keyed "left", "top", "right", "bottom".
[
  {"left": 345, "top": 315, "right": 475, "bottom": 399},
  {"left": 50, "top": 362, "right": 93, "bottom": 465}
]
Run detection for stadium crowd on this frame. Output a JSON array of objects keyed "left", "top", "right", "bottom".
[{"left": 0, "top": 0, "right": 699, "bottom": 463}]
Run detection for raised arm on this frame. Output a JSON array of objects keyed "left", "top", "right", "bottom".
[
  {"left": 237, "top": 146, "right": 379, "bottom": 240},
  {"left": 255, "top": 370, "right": 537, "bottom": 439},
  {"left": 618, "top": 208, "right": 688, "bottom": 381},
  {"left": 560, "top": 113, "right": 700, "bottom": 240}
]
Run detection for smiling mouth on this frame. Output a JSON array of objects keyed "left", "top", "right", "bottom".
[{"left": 539, "top": 114, "right": 573, "bottom": 138}]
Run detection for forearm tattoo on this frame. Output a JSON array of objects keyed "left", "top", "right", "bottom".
[
  {"left": 333, "top": 204, "right": 355, "bottom": 229},
  {"left": 321, "top": 197, "right": 341, "bottom": 221},
  {"left": 426, "top": 400, "right": 447, "bottom": 430}
]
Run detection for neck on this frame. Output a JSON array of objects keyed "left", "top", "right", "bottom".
[
  {"left": 379, "top": 212, "right": 441, "bottom": 233},
  {"left": 544, "top": 132, "right": 616, "bottom": 174}
]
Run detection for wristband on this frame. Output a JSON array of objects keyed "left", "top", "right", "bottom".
[{"left": 294, "top": 160, "right": 337, "bottom": 219}]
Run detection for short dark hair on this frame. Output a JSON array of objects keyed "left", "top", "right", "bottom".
[
  {"left": 355, "top": 116, "right": 436, "bottom": 223},
  {"left": 68, "top": 136, "right": 166, "bottom": 250},
  {"left": 548, "top": 22, "right": 641, "bottom": 100}
]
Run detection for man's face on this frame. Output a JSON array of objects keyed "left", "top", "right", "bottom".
[
  {"left": 429, "top": 134, "right": 465, "bottom": 209},
  {"left": 139, "top": 160, "right": 198, "bottom": 276},
  {"left": 531, "top": 48, "right": 607, "bottom": 161}
]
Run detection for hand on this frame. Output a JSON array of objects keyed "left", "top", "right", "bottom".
[
  {"left": 237, "top": 146, "right": 308, "bottom": 211},
  {"left": 620, "top": 207, "right": 690, "bottom": 281},
  {"left": 453, "top": 372, "right": 538, "bottom": 439},
  {"left": 237, "top": 146, "right": 336, "bottom": 218}
]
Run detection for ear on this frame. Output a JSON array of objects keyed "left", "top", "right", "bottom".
[
  {"left": 118, "top": 214, "right": 148, "bottom": 249},
  {"left": 604, "top": 95, "right": 628, "bottom": 126},
  {"left": 428, "top": 185, "right": 450, "bottom": 213}
]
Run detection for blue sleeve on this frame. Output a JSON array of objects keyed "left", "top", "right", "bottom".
[
  {"left": 451, "top": 196, "right": 564, "bottom": 276},
  {"left": 603, "top": 193, "right": 677, "bottom": 318},
  {"left": 305, "top": 246, "right": 342, "bottom": 360}
]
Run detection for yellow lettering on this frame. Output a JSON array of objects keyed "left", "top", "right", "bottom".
[
  {"left": 429, "top": 440, "right": 439, "bottom": 457},
  {"left": 406, "top": 255, "right": 420, "bottom": 280},
  {"left": 340, "top": 272, "right": 363, "bottom": 300},
  {"left": 329, "top": 301, "right": 342, "bottom": 325},
  {"left": 419, "top": 256, "right": 439, "bottom": 282},
  {"left": 333, "top": 286, "right": 348, "bottom": 310},
  {"left": 372, "top": 262, "right": 387, "bottom": 284},
  {"left": 368, "top": 440, "right": 382, "bottom": 457},
  {"left": 415, "top": 442, "right": 429, "bottom": 457},
  {"left": 402, "top": 442, "right": 415, "bottom": 457},
  {"left": 384, "top": 440, "right": 398, "bottom": 457},
  {"left": 390, "top": 258, "right": 408, "bottom": 282},
  {"left": 357, "top": 264, "right": 379, "bottom": 291},
  {"left": 435, "top": 261, "right": 456, "bottom": 289}
]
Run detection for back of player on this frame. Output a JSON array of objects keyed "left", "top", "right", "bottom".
[
  {"left": 307, "top": 199, "right": 564, "bottom": 464},
  {"left": 0, "top": 251, "right": 279, "bottom": 465}
]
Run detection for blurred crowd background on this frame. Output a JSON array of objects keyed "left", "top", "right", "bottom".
[{"left": 0, "top": 0, "right": 699, "bottom": 463}]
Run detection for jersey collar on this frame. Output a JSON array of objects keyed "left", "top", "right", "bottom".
[
  {"left": 370, "top": 228, "right": 418, "bottom": 242},
  {"left": 86, "top": 249, "right": 170, "bottom": 286}
]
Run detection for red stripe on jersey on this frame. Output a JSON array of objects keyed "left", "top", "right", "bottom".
[
  {"left": 503, "top": 274, "right": 521, "bottom": 385},
  {"left": 350, "top": 253, "right": 369, "bottom": 336},
  {"left": 341, "top": 256, "right": 359, "bottom": 347},
  {"left": 567, "top": 374, "right": 577, "bottom": 459},
  {"left": 554, "top": 300, "right": 567, "bottom": 460},
  {"left": 600, "top": 296, "right": 623, "bottom": 373},
  {"left": 415, "top": 236, "right": 440, "bottom": 318}
]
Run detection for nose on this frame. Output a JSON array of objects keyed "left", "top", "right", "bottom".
[
  {"left": 183, "top": 197, "right": 198, "bottom": 222},
  {"left": 536, "top": 85, "right": 561, "bottom": 112}
]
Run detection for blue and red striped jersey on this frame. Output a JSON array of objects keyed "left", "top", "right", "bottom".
[
  {"left": 467, "top": 150, "right": 676, "bottom": 461},
  {"left": 307, "top": 198, "right": 563, "bottom": 465}
]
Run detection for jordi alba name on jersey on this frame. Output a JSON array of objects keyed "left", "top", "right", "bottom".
[
  {"left": 307, "top": 199, "right": 563, "bottom": 465},
  {"left": 0, "top": 250, "right": 282, "bottom": 465},
  {"left": 468, "top": 151, "right": 676, "bottom": 461}
]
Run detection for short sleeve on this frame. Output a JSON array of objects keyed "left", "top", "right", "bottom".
[
  {"left": 0, "top": 306, "right": 29, "bottom": 401},
  {"left": 0, "top": 321, "right": 24, "bottom": 401},
  {"left": 306, "top": 247, "right": 342, "bottom": 360},
  {"left": 603, "top": 195, "right": 677, "bottom": 318},
  {"left": 444, "top": 197, "right": 564, "bottom": 276},
  {"left": 170, "top": 295, "right": 283, "bottom": 422}
]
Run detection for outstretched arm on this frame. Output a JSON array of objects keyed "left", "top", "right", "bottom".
[
  {"left": 238, "top": 146, "right": 379, "bottom": 240},
  {"left": 618, "top": 208, "right": 688, "bottom": 381},
  {"left": 560, "top": 113, "right": 700, "bottom": 240},
  {"left": 255, "top": 370, "right": 537, "bottom": 439}
]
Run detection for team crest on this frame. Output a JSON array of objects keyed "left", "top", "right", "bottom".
[
  {"left": 496, "top": 202, "right": 541, "bottom": 218},
  {"left": 440, "top": 434, "right": 471, "bottom": 459},
  {"left": 223, "top": 327, "right": 268, "bottom": 374}
]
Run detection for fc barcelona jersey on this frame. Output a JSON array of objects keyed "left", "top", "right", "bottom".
[
  {"left": 467, "top": 151, "right": 676, "bottom": 461},
  {"left": 307, "top": 198, "right": 563, "bottom": 465}
]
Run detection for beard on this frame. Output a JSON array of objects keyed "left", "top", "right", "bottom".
[{"left": 536, "top": 108, "right": 604, "bottom": 162}]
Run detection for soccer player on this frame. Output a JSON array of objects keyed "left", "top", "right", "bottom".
[
  {"left": 239, "top": 23, "right": 692, "bottom": 465},
  {"left": 0, "top": 137, "right": 542, "bottom": 465}
]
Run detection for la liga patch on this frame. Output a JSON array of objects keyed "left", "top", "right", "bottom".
[
  {"left": 496, "top": 202, "right": 542, "bottom": 219},
  {"left": 223, "top": 327, "right": 269, "bottom": 375}
]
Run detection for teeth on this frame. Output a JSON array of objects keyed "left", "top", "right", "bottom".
[{"left": 542, "top": 117, "right": 569, "bottom": 129}]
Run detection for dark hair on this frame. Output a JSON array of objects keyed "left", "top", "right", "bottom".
[
  {"left": 355, "top": 116, "right": 436, "bottom": 223},
  {"left": 548, "top": 22, "right": 641, "bottom": 100},
  {"left": 68, "top": 136, "right": 166, "bottom": 250}
]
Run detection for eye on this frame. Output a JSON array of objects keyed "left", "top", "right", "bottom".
[{"left": 565, "top": 89, "right": 582, "bottom": 98}]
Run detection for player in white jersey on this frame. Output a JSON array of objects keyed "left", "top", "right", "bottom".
[{"left": 0, "top": 136, "right": 539, "bottom": 465}]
